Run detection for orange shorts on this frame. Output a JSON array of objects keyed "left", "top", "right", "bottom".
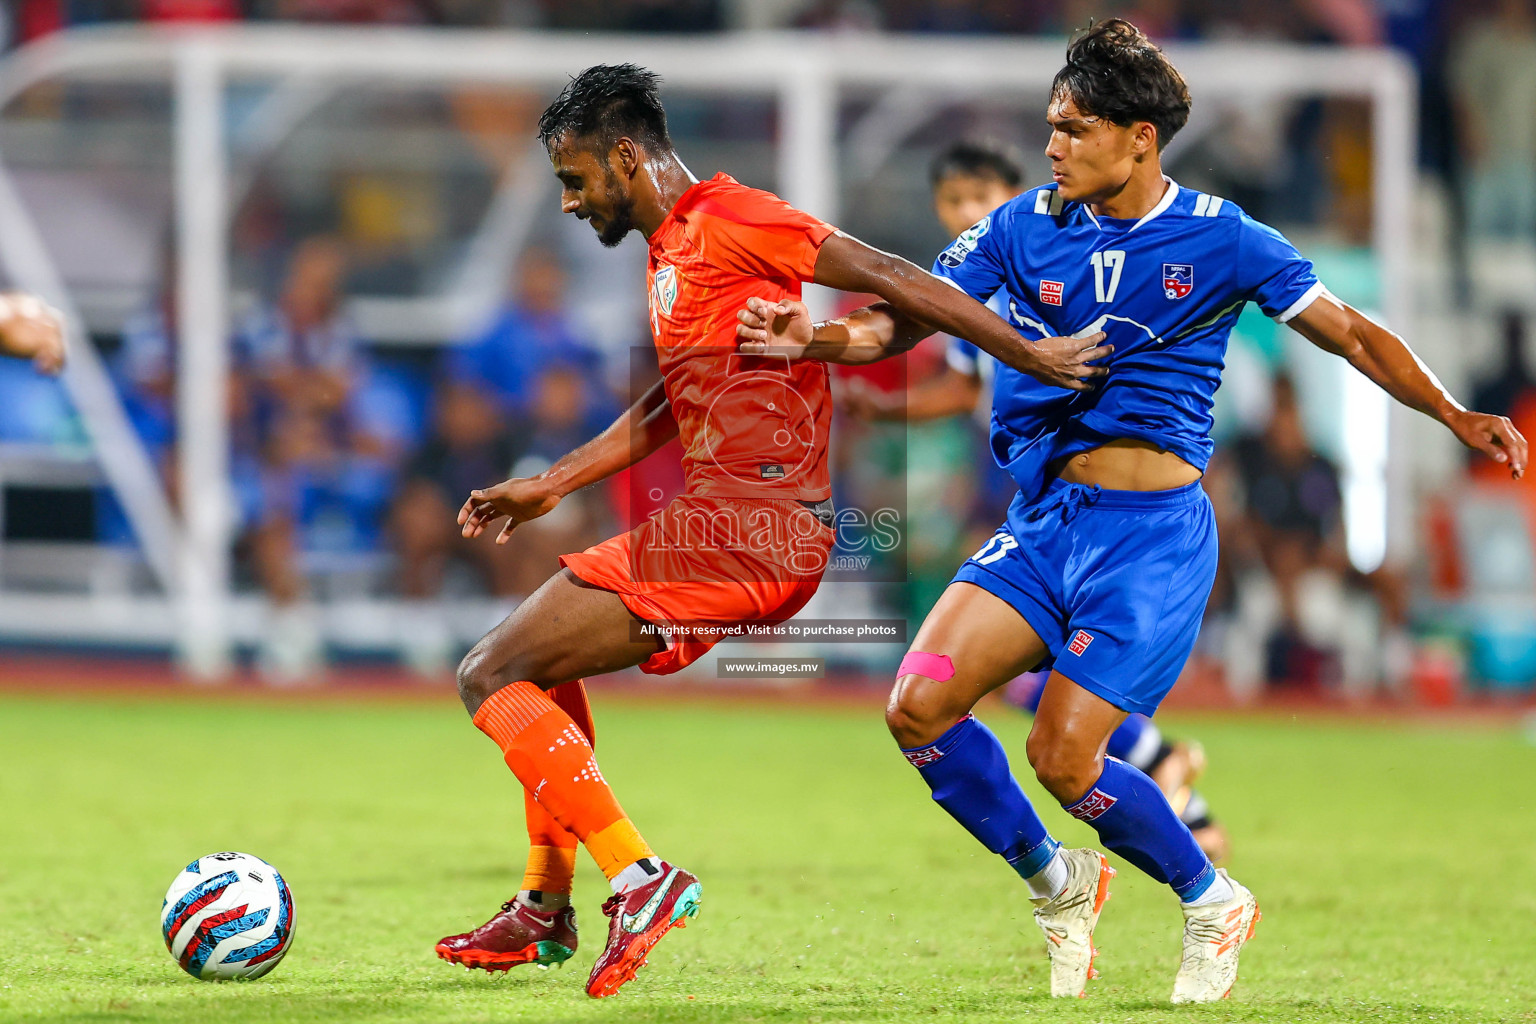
[{"left": 560, "top": 494, "right": 834, "bottom": 674}]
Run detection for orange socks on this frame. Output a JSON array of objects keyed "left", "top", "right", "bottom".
[
  {"left": 519, "top": 681, "right": 594, "bottom": 894},
  {"left": 520, "top": 817, "right": 578, "bottom": 895},
  {"left": 474, "top": 679, "right": 654, "bottom": 881}
]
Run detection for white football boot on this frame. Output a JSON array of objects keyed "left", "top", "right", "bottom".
[
  {"left": 1171, "top": 869, "right": 1261, "bottom": 1004},
  {"left": 1030, "top": 847, "right": 1115, "bottom": 998}
]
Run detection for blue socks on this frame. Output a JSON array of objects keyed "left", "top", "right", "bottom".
[
  {"left": 902, "top": 715, "right": 1060, "bottom": 879},
  {"left": 1063, "top": 755, "right": 1216, "bottom": 902},
  {"left": 902, "top": 717, "right": 1216, "bottom": 903}
]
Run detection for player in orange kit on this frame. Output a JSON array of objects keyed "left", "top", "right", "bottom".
[{"left": 434, "top": 64, "right": 1109, "bottom": 998}]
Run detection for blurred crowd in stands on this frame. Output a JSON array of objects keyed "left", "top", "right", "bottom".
[
  {"left": 2, "top": 0, "right": 1535, "bottom": 693},
  {"left": 0, "top": 0, "right": 1488, "bottom": 41},
  {"left": 4, "top": 0, "right": 1535, "bottom": 252},
  {"left": 101, "top": 238, "right": 631, "bottom": 675}
]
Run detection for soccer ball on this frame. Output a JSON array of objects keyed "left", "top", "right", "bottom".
[{"left": 161, "top": 851, "right": 295, "bottom": 981}]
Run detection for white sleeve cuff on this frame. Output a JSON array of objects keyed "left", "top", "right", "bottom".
[
  {"left": 946, "top": 343, "right": 978, "bottom": 376},
  {"left": 1273, "top": 280, "right": 1326, "bottom": 323}
]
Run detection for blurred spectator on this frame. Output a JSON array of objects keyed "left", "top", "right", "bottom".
[
  {"left": 489, "top": 359, "right": 614, "bottom": 594},
  {"left": 446, "top": 247, "right": 602, "bottom": 416},
  {"left": 1294, "top": 0, "right": 1381, "bottom": 45},
  {"left": 391, "top": 382, "right": 517, "bottom": 601},
  {"left": 258, "top": 0, "right": 430, "bottom": 22},
  {"left": 12, "top": 0, "right": 69, "bottom": 43},
  {"left": 115, "top": 283, "right": 182, "bottom": 484},
  {"left": 1448, "top": 0, "right": 1536, "bottom": 240},
  {"left": 1318, "top": 99, "right": 1373, "bottom": 244},
  {"left": 1218, "top": 374, "right": 1410, "bottom": 699},
  {"left": 140, "top": 0, "right": 240, "bottom": 21},
  {"left": 899, "top": 0, "right": 1004, "bottom": 33},
  {"left": 1466, "top": 311, "right": 1536, "bottom": 582},
  {"left": 235, "top": 236, "right": 395, "bottom": 680},
  {"left": 792, "top": 0, "right": 883, "bottom": 31},
  {"left": 1469, "top": 311, "right": 1536, "bottom": 462},
  {"left": 617, "top": 0, "right": 721, "bottom": 31},
  {"left": 108, "top": 239, "right": 419, "bottom": 675},
  {"left": 110, "top": 243, "right": 259, "bottom": 511},
  {"left": 388, "top": 252, "right": 616, "bottom": 671},
  {"left": 390, "top": 359, "right": 611, "bottom": 599},
  {"left": 539, "top": 0, "right": 721, "bottom": 31}
]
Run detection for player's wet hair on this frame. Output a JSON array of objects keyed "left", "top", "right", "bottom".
[
  {"left": 537, "top": 63, "right": 672, "bottom": 154},
  {"left": 929, "top": 140, "right": 1026, "bottom": 189},
  {"left": 1051, "top": 19, "right": 1190, "bottom": 150}
]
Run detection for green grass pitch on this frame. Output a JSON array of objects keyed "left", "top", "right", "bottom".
[{"left": 1, "top": 690, "right": 1534, "bottom": 1023}]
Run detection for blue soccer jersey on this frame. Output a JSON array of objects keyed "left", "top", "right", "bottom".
[{"left": 931, "top": 177, "right": 1322, "bottom": 500}]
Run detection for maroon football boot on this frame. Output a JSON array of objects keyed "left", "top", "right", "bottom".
[
  {"left": 585, "top": 862, "right": 702, "bottom": 997},
  {"left": 435, "top": 899, "right": 577, "bottom": 971}
]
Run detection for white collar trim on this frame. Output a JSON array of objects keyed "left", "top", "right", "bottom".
[
  {"left": 1129, "top": 176, "right": 1178, "bottom": 232},
  {"left": 1087, "top": 175, "right": 1179, "bottom": 233}
]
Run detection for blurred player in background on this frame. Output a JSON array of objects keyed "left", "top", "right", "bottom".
[
  {"left": 437, "top": 63, "right": 1107, "bottom": 998},
  {"left": 738, "top": 19, "right": 1526, "bottom": 1003},
  {"left": 843, "top": 140, "right": 1016, "bottom": 423},
  {"left": 0, "top": 291, "right": 64, "bottom": 374},
  {"left": 849, "top": 138, "right": 1230, "bottom": 864}
]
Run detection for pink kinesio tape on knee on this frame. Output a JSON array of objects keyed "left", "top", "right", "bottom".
[{"left": 898, "top": 651, "right": 955, "bottom": 682}]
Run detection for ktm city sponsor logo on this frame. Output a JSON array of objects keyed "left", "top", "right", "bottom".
[
  {"left": 903, "top": 745, "right": 945, "bottom": 768},
  {"left": 1067, "top": 788, "right": 1118, "bottom": 822}
]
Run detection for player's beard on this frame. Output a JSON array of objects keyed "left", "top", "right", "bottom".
[{"left": 597, "top": 170, "right": 636, "bottom": 248}]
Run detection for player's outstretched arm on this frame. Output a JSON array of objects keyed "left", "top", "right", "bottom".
[
  {"left": 0, "top": 292, "right": 65, "bottom": 374},
  {"left": 1288, "top": 291, "right": 1527, "bottom": 480},
  {"left": 843, "top": 367, "right": 984, "bottom": 422},
  {"left": 736, "top": 232, "right": 1108, "bottom": 390},
  {"left": 458, "top": 377, "right": 678, "bottom": 544}
]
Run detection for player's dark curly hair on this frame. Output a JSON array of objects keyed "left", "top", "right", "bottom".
[
  {"left": 537, "top": 63, "right": 672, "bottom": 153},
  {"left": 929, "top": 139, "right": 1026, "bottom": 188},
  {"left": 1051, "top": 19, "right": 1190, "bottom": 150}
]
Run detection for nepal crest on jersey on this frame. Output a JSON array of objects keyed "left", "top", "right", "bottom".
[
  {"left": 1162, "top": 263, "right": 1193, "bottom": 300},
  {"left": 938, "top": 215, "right": 990, "bottom": 268},
  {"left": 652, "top": 264, "right": 679, "bottom": 318}
]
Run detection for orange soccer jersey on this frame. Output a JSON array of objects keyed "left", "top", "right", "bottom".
[
  {"left": 560, "top": 174, "right": 838, "bottom": 674},
  {"left": 643, "top": 173, "right": 835, "bottom": 501}
]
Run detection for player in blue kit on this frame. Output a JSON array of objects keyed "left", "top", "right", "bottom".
[
  {"left": 848, "top": 138, "right": 1232, "bottom": 865},
  {"left": 737, "top": 19, "right": 1527, "bottom": 1003}
]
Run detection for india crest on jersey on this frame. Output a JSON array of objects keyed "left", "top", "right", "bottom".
[
  {"left": 1162, "top": 263, "right": 1193, "bottom": 300},
  {"left": 652, "top": 264, "right": 679, "bottom": 319}
]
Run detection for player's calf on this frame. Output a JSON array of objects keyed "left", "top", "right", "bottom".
[{"left": 1025, "top": 726, "right": 1107, "bottom": 805}]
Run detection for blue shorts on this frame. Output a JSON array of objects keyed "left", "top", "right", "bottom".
[{"left": 952, "top": 478, "right": 1218, "bottom": 716}]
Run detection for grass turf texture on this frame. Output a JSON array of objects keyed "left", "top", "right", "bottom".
[{"left": 1, "top": 692, "right": 1533, "bottom": 1024}]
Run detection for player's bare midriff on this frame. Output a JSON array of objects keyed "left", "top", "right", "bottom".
[{"left": 1052, "top": 437, "right": 1202, "bottom": 491}]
